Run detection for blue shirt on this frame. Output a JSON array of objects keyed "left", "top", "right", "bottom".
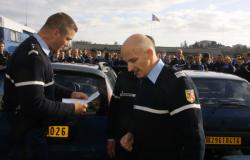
[
  {"left": 33, "top": 33, "right": 50, "bottom": 57},
  {"left": 147, "top": 59, "right": 164, "bottom": 84}
]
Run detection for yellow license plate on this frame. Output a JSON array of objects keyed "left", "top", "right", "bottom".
[
  {"left": 47, "top": 126, "right": 69, "bottom": 138},
  {"left": 206, "top": 136, "right": 241, "bottom": 145}
]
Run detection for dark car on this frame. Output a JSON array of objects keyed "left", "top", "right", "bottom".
[
  {"left": 47, "top": 62, "right": 116, "bottom": 160},
  {"left": 0, "top": 62, "right": 116, "bottom": 160},
  {"left": 183, "top": 70, "right": 250, "bottom": 156}
]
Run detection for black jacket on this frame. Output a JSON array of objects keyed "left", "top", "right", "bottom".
[
  {"left": 132, "top": 66, "right": 205, "bottom": 160},
  {"left": 107, "top": 71, "right": 138, "bottom": 140},
  {"left": 3, "top": 36, "right": 74, "bottom": 128}
]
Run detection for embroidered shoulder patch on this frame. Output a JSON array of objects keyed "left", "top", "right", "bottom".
[{"left": 185, "top": 89, "right": 196, "bottom": 103}]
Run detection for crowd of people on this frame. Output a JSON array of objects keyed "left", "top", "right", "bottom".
[
  {"left": 1, "top": 34, "right": 250, "bottom": 83},
  {"left": 47, "top": 46, "right": 250, "bottom": 82},
  {"left": 159, "top": 49, "right": 250, "bottom": 82}
]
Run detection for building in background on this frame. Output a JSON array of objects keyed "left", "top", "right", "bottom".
[{"left": 0, "top": 16, "right": 35, "bottom": 54}]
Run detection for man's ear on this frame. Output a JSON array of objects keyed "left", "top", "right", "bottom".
[
  {"left": 53, "top": 29, "right": 60, "bottom": 37},
  {"left": 146, "top": 48, "right": 153, "bottom": 59}
]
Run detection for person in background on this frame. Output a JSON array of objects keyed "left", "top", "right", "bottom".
[
  {"left": 184, "top": 55, "right": 194, "bottom": 70},
  {"left": 170, "top": 49, "right": 186, "bottom": 69},
  {"left": 120, "top": 34, "right": 205, "bottom": 160},
  {"left": 234, "top": 56, "right": 245, "bottom": 71},
  {"left": 65, "top": 48, "right": 73, "bottom": 63},
  {"left": 222, "top": 56, "right": 236, "bottom": 74},
  {"left": 107, "top": 71, "right": 138, "bottom": 160},
  {"left": 0, "top": 40, "right": 9, "bottom": 66},
  {"left": 71, "top": 48, "right": 83, "bottom": 63},
  {"left": 211, "top": 54, "right": 224, "bottom": 72},
  {"left": 58, "top": 50, "right": 66, "bottom": 62},
  {"left": 235, "top": 53, "right": 250, "bottom": 82},
  {"left": 201, "top": 53, "right": 212, "bottom": 71},
  {"left": 191, "top": 53, "right": 205, "bottom": 71},
  {"left": 102, "top": 51, "right": 113, "bottom": 66},
  {"left": 90, "top": 49, "right": 100, "bottom": 64},
  {"left": 1, "top": 12, "right": 88, "bottom": 160}
]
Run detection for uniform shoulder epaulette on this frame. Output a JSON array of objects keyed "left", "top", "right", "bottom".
[
  {"left": 245, "top": 65, "right": 250, "bottom": 72},
  {"left": 174, "top": 70, "right": 186, "bottom": 78},
  {"left": 28, "top": 43, "right": 39, "bottom": 56}
]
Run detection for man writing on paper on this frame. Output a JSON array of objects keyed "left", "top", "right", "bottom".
[{"left": 1, "top": 12, "right": 88, "bottom": 160}]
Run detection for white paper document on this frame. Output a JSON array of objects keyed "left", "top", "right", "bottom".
[{"left": 62, "top": 91, "right": 100, "bottom": 105}]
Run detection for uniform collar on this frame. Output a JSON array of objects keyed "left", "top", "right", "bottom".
[
  {"left": 33, "top": 33, "right": 50, "bottom": 57},
  {"left": 147, "top": 59, "right": 164, "bottom": 84}
]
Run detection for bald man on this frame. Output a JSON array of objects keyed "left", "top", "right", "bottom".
[{"left": 120, "top": 34, "right": 205, "bottom": 160}]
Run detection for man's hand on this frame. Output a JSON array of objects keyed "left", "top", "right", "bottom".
[
  {"left": 107, "top": 140, "right": 116, "bottom": 158},
  {"left": 120, "top": 132, "right": 134, "bottom": 152},
  {"left": 74, "top": 101, "right": 88, "bottom": 115},
  {"left": 71, "top": 92, "right": 88, "bottom": 99}
]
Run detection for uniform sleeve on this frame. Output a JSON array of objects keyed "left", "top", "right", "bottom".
[
  {"left": 170, "top": 71, "right": 205, "bottom": 160},
  {"left": 54, "top": 83, "right": 73, "bottom": 101},
  {"left": 107, "top": 74, "right": 122, "bottom": 140},
  {"left": 13, "top": 54, "right": 74, "bottom": 117}
]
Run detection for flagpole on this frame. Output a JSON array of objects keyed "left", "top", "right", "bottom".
[{"left": 150, "top": 20, "right": 153, "bottom": 36}]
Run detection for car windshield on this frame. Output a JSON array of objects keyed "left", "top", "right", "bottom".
[
  {"left": 54, "top": 70, "right": 108, "bottom": 115},
  {"left": 192, "top": 78, "right": 250, "bottom": 106}
]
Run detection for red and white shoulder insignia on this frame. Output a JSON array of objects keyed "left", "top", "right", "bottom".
[{"left": 185, "top": 89, "right": 196, "bottom": 103}]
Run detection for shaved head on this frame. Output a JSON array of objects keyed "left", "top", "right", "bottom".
[
  {"left": 122, "top": 34, "right": 155, "bottom": 56},
  {"left": 121, "top": 34, "right": 159, "bottom": 78}
]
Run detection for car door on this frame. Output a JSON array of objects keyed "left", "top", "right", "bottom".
[{"left": 47, "top": 70, "right": 109, "bottom": 160}]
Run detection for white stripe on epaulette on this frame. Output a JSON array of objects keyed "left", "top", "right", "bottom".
[
  {"left": 28, "top": 50, "right": 39, "bottom": 55},
  {"left": 120, "top": 92, "right": 136, "bottom": 97},
  {"left": 134, "top": 105, "right": 169, "bottom": 114},
  {"left": 174, "top": 71, "right": 186, "bottom": 78},
  {"left": 170, "top": 104, "right": 201, "bottom": 116},
  {"left": 112, "top": 94, "right": 120, "bottom": 99},
  {"left": 5, "top": 74, "right": 15, "bottom": 83},
  {"left": 245, "top": 65, "right": 250, "bottom": 72}
]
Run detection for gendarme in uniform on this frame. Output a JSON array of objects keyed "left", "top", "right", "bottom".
[
  {"left": 132, "top": 59, "right": 205, "bottom": 160},
  {"left": 2, "top": 33, "right": 75, "bottom": 158},
  {"left": 107, "top": 71, "right": 138, "bottom": 159}
]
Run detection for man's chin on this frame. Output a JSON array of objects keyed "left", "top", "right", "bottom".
[{"left": 134, "top": 72, "right": 144, "bottom": 78}]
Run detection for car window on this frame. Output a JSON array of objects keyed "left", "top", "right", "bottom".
[
  {"left": 192, "top": 78, "right": 250, "bottom": 106},
  {"left": 54, "top": 70, "right": 108, "bottom": 115}
]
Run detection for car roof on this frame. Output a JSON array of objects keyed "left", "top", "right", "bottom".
[
  {"left": 182, "top": 70, "right": 247, "bottom": 81},
  {"left": 51, "top": 63, "right": 106, "bottom": 78}
]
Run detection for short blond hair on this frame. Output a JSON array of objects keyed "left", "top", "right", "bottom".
[{"left": 42, "top": 12, "right": 78, "bottom": 35}]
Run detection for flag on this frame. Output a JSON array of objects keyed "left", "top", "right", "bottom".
[{"left": 152, "top": 14, "right": 160, "bottom": 22}]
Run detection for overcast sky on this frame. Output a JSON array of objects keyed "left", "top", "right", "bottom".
[{"left": 0, "top": 0, "right": 250, "bottom": 47}]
